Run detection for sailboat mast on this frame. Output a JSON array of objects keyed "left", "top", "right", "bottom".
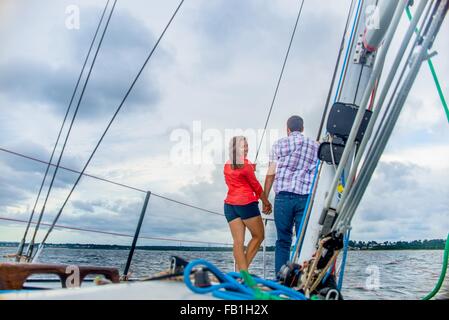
[{"left": 298, "top": 0, "right": 405, "bottom": 263}]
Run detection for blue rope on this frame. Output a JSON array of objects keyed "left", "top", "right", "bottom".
[
  {"left": 337, "top": 229, "right": 351, "bottom": 291},
  {"left": 322, "top": 266, "right": 333, "bottom": 285},
  {"left": 323, "top": 0, "right": 361, "bottom": 284},
  {"left": 290, "top": 161, "right": 321, "bottom": 261},
  {"left": 321, "top": 229, "right": 351, "bottom": 288},
  {"left": 333, "top": 0, "right": 363, "bottom": 103},
  {"left": 183, "top": 259, "right": 307, "bottom": 300},
  {"left": 341, "top": 170, "right": 346, "bottom": 187},
  {"left": 290, "top": 0, "right": 361, "bottom": 264},
  {"left": 334, "top": 0, "right": 360, "bottom": 199}
]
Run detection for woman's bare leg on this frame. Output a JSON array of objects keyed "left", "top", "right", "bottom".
[
  {"left": 228, "top": 218, "right": 247, "bottom": 271},
  {"left": 242, "top": 215, "right": 265, "bottom": 268}
]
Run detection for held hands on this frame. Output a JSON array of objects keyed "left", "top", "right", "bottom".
[
  {"left": 261, "top": 190, "right": 272, "bottom": 215},
  {"left": 262, "top": 200, "right": 272, "bottom": 215}
]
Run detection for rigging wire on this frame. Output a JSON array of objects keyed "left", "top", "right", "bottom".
[
  {"left": 16, "top": 0, "right": 113, "bottom": 258},
  {"left": 334, "top": 0, "right": 442, "bottom": 231},
  {"left": 323, "top": 0, "right": 410, "bottom": 224},
  {"left": 337, "top": 228, "right": 351, "bottom": 290},
  {"left": 0, "top": 147, "right": 147, "bottom": 193},
  {"left": 332, "top": 1, "right": 434, "bottom": 229},
  {"left": 254, "top": 0, "right": 305, "bottom": 163},
  {"left": 33, "top": 0, "right": 186, "bottom": 258},
  {"left": 405, "top": 5, "right": 449, "bottom": 123},
  {"left": 0, "top": 147, "right": 276, "bottom": 221},
  {"left": 344, "top": 1, "right": 433, "bottom": 209},
  {"left": 336, "top": 0, "right": 364, "bottom": 103},
  {"left": 26, "top": 0, "right": 118, "bottom": 259},
  {"left": 353, "top": 65, "right": 366, "bottom": 104},
  {"left": 0, "top": 216, "right": 232, "bottom": 246},
  {"left": 316, "top": 0, "right": 358, "bottom": 140},
  {"left": 0, "top": 146, "right": 246, "bottom": 218},
  {"left": 291, "top": 0, "right": 362, "bottom": 264}
]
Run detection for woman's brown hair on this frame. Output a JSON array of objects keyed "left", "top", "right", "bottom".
[{"left": 229, "top": 136, "right": 246, "bottom": 170}]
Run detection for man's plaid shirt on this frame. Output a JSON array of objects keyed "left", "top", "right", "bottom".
[{"left": 269, "top": 131, "right": 319, "bottom": 195}]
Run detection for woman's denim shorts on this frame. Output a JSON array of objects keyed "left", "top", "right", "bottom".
[{"left": 224, "top": 201, "right": 261, "bottom": 223}]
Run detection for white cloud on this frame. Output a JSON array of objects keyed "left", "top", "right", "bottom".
[
  {"left": 0, "top": 0, "right": 448, "bottom": 246},
  {"left": 383, "top": 145, "right": 449, "bottom": 171}
]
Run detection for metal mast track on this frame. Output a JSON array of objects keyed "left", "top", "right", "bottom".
[
  {"left": 292, "top": 0, "right": 448, "bottom": 296},
  {"left": 333, "top": 0, "right": 430, "bottom": 226},
  {"left": 300, "top": 0, "right": 448, "bottom": 261},
  {"left": 334, "top": 0, "right": 449, "bottom": 233}
]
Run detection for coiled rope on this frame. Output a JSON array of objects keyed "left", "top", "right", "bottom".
[{"left": 183, "top": 259, "right": 307, "bottom": 300}]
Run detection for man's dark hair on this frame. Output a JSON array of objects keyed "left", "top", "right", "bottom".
[{"left": 287, "top": 115, "right": 304, "bottom": 132}]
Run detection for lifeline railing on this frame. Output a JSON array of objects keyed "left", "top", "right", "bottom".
[{"left": 0, "top": 146, "right": 275, "bottom": 278}]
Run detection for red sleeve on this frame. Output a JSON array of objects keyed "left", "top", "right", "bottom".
[{"left": 243, "top": 163, "right": 263, "bottom": 198}]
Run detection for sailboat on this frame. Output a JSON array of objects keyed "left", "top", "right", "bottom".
[{"left": 1, "top": 0, "right": 448, "bottom": 300}]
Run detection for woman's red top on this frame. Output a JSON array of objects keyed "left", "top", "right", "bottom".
[{"left": 224, "top": 159, "right": 263, "bottom": 205}]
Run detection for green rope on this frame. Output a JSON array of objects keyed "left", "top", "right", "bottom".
[
  {"left": 240, "top": 270, "right": 283, "bottom": 300},
  {"left": 422, "top": 234, "right": 449, "bottom": 300},
  {"left": 405, "top": 6, "right": 449, "bottom": 124},
  {"left": 406, "top": 5, "right": 449, "bottom": 301}
]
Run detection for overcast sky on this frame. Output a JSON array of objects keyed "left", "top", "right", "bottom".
[{"left": 0, "top": 0, "right": 448, "bottom": 249}]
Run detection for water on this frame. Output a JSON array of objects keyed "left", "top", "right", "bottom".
[{"left": 0, "top": 246, "right": 445, "bottom": 300}]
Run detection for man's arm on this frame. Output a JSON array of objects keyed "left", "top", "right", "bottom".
[{"left": 263, "top": 162, "right": 277, "bottom": 197}]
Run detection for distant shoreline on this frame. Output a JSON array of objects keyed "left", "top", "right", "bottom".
[{"left": 0, "top": 240, "right": 446, "bottom": 252}]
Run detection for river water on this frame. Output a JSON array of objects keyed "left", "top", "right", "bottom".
[{"left": 0, "top": 247, "right": 446, "bottom": 300}]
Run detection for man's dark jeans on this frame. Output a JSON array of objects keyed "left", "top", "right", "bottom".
[{"left": 274, "top": 191, "right": 309, "bottom": 275}]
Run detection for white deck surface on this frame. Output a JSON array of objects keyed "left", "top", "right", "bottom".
[{"left": 1, "top": 281, "right": 216, "bottom": 300}]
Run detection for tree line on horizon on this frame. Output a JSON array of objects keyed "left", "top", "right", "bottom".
[
  {"left": 0, "top": 239, "right": 446, "bottom": 251},
  {"left": 348, "top": 239, "right": 445, "bottom": 250}
]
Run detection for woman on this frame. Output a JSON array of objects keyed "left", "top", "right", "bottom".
[{"left": 224, "top": 136, "right": 272, "bottom": 281}]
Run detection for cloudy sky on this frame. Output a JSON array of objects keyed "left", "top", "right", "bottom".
[{"left": 0, "top": 0, "right": 448, "bottom": 249}]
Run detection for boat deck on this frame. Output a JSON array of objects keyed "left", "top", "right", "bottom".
[{"left": 0, "top": 280, "right": 215, "bottom": 300}]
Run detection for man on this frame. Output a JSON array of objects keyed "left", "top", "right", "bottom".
[{"left": 263, "top": 115, "right": 319, "bottom": 276}]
